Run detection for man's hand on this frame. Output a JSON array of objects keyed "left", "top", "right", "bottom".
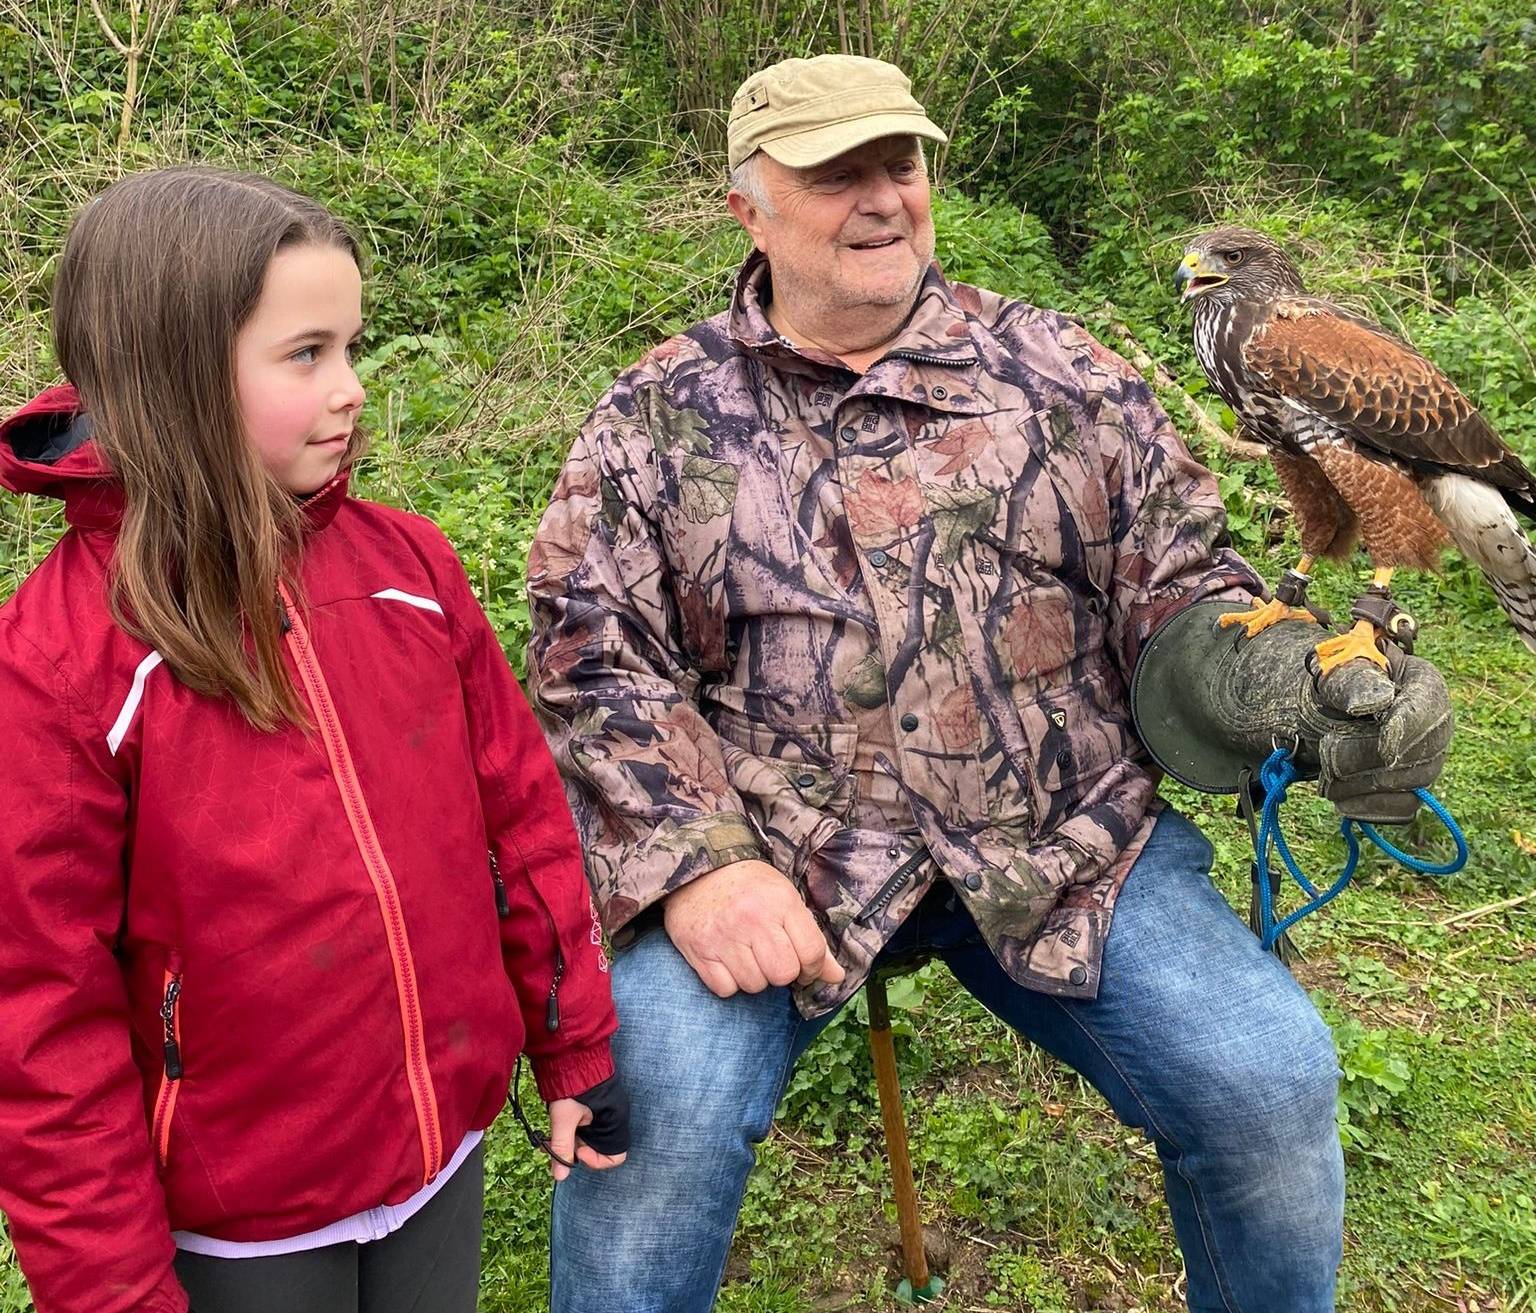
[{"left": 663, "top": 859, "right": 846, "bottom": 997}]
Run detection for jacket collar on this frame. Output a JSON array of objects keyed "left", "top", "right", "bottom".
[
  {"left": 0, "top": 383, "right": 351, "bottom": 532},
  {"left": 726, "top": 252, "right": 985, "bottom": 414}
]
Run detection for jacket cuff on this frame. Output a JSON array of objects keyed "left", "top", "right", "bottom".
[
  {"left": 531, "top": 1038, "right": 616, "bottom": 1103},
  {"left": 667, "top": 812, "right": 765, "bottom": 891},
  {"left": 600, "top": 812, "right": 764, "bottom": 935}
]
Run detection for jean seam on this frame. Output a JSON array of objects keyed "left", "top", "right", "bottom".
[
  {"left": 697, "top": 1001, "right": 807, "bottom": 1310},
  {"left": 1047, "top": 997, "right": 1240, "bottom": 1313}
]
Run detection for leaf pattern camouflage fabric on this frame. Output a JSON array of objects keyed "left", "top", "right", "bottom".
[{"left": 527, "top": 253, "right": 1262, "bottom": 1016}]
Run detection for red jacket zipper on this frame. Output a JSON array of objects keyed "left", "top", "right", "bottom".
[
  {"left": 150, "top": 962, "right": 183, "bottom": 1168},
  {"left": 279, "top": 587, "right": 444, "bottom": 1182},
  {"left": 489, "top": 851, "right": 512, "bottom": 918},
  {"left": 490, "top": 849, "right": 566, "bottom": 1033}
]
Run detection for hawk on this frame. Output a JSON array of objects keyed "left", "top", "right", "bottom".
[{"left": 1176, "top": 226, "right": 1536, "bottom": 673}]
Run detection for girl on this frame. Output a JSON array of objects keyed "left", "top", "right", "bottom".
[{"left": 0, "top": 167, "right": 626, "bottom": 1313}]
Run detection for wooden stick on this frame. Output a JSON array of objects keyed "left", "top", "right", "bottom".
[
  {"left": 867, "top": 973, "right": 929, "bottom": 1291},
  {"left": 1100, "top": 304, "right": 1268, "bottom": 462}
]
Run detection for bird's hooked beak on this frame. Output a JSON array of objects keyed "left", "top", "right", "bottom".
[{"left": 1175, "top": 250, "right": 1229, "bottom": 302}]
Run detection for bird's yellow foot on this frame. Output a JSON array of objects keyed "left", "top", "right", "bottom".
[
  {"left": 1217, "top": 597, "right": 1319, "bottom": 639},
  {"left": 1314, "top": 619, "right": 1389, "bottom": 675}
]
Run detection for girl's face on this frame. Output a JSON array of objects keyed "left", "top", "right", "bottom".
[{"left": 235, "top": 243, "right": 365, "bottom": 496}]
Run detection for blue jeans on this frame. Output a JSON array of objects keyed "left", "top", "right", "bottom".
[{"left": 550, "top": 809, "right": 1344, "bottom": 1312}]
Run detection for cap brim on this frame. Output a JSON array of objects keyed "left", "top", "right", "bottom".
[{"left": 757, "top": 112, "right": 948, "bottom": 169}]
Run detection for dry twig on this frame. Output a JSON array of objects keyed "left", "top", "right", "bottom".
[{"left": 1439, "top": 890, "right": 1536, "bottom": 929}]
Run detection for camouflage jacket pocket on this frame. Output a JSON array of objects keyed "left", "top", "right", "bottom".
[
  {"left": 709, "top": 706, "right": 858, "bottom": 870},
  {"left": 1012, "top": 671, "right": 1138, "bottom": 826},
  {"left": 658, "top": 454, "right": 743, "bottom": 675}
]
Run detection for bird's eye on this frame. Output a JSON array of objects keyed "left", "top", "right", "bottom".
[{"left": 1222, "top": 249, "right": 1245, "bottom": 266}]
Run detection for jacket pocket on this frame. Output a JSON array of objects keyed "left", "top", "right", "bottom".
[
  {"left": 150, "top": 959, "right": 184, "bottom": 1170},
  {"left": 1012, "top": 672, "right": 1138, "bottom": 824},
  {"left": 708, "top": 706, "right": 858, "bottom": 870},
  {"left": 658, "top": 454, "right": 743, "bottom": 676},
  {"left": 492, "top": 847, "right": 567, "bottom": 1037}
]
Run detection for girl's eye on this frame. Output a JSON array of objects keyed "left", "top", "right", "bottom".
[
  {"left": 291, "top": 345, "right": 319, "bottom": 364},
  {"left": 346, "top": 341, "right": 361, "bottom": 364}
]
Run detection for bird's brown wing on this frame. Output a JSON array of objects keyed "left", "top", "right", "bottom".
[{"left": 1245, "top": 298, "right": 1534, "bottom": 503}]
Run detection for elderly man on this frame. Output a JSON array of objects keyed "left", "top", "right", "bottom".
[{"left": 527, "top": 54, "right": 1451, "bottom": 1313}]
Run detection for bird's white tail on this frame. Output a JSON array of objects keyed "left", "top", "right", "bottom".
[{"left": 1424, "top": 473, "right": 1536, "bottom": 655}]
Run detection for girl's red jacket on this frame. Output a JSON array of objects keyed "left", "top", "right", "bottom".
[{"left": 0, "top": 386, "right": 617, "bottom": 1313}]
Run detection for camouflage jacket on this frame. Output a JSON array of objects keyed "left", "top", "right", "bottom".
[{"left": 527, "top": 253, "right": 1262, "bottom": 1015}]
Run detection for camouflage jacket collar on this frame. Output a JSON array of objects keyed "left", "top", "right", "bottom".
[{"left": 726, "top": 252, "right": 986, "bottom": 416}]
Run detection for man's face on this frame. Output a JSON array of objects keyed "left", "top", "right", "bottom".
[{"left": 731, "top": 136, "right": 935, "bottom": 325}]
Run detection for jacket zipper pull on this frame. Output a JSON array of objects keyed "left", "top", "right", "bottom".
[
  {"left": 161, "top": 977, "right": 183, "bottom": 1081},
  {"left": 489, "top": 853, "right": 511, "bottom": 918},
  {"left": 546, "top": 948, "right": 565, "bottom": 1033}
]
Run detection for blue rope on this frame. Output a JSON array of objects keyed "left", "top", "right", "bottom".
[{"left": 1253, "top": 747, "right": 1469, "bottom": 951}]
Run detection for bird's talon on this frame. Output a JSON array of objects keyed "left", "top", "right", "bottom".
[
  {"left": 1217, "top": 597, "right": 1319, "bottom": 639},
  {"left": 1314, "top": 620, "right": 1390, "bottom": 675}
]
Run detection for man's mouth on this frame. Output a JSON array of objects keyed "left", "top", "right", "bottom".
[{"left": 847, "top": 235, "right": 903, "bottom": 251}]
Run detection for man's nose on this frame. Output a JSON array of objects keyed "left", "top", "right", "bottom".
[{"left": 855, "top": 171, "right": 903, "bottom": 216}]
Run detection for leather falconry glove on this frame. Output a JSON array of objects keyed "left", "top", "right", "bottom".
[{"left": 1130, "top": 599, "right": 1453, "bottom": 823}]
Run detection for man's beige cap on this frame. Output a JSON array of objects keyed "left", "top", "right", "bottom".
[{"left": 727, "top": 55, "right": 947, "bottom": 172}]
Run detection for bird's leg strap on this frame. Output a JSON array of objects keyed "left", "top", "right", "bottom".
[
  {"left": 1274, "top": 566, "right": 1336, "bottom": 626},
  {"left": 1350, "top": 586, "right": 1418, "bottom": 654},
  {"left": 1274, "top": 568, "right": 1312, "bottom": 608}
]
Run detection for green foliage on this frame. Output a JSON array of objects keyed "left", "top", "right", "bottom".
[
  {"left": 931, "top": 194, "right": 1067, "bottom": 307},
  {"left": 1327, "top": 1010, "right": 1415, "bottom": 1152},
  {"left": 983, "top": 1251, "right": 1075, "bottom": 1310}
]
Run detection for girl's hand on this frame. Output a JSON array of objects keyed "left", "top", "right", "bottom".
[{"left": 546, "top": 1097, "right": 628, "bottom": 1182}]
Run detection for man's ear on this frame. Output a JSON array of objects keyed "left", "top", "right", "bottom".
[{"left": 727, "top": 191, "right": 768, "bottom": 253}]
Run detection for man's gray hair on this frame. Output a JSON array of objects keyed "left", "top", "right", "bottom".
[
  {"left": 729, "top": 151, "right": 776, "bottom": 214},
  {"left": 729, "top": 140, "right": 926, "bottom": 216}
]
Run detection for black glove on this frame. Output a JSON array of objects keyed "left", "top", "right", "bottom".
[
  {"left": 571, "top": 1074, "right": 630, "bottom": 1157},
  {"left": 1132, "top": 599, "right": 1453, "bottom": 823}
]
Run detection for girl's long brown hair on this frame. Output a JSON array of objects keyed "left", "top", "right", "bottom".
[{"left": 52, "top": 167, "right": 366, "bottom": 731}]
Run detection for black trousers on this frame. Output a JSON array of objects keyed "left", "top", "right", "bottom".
[{"left": 173, "top": 1141, "right": 484, "bottom": 1313}]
